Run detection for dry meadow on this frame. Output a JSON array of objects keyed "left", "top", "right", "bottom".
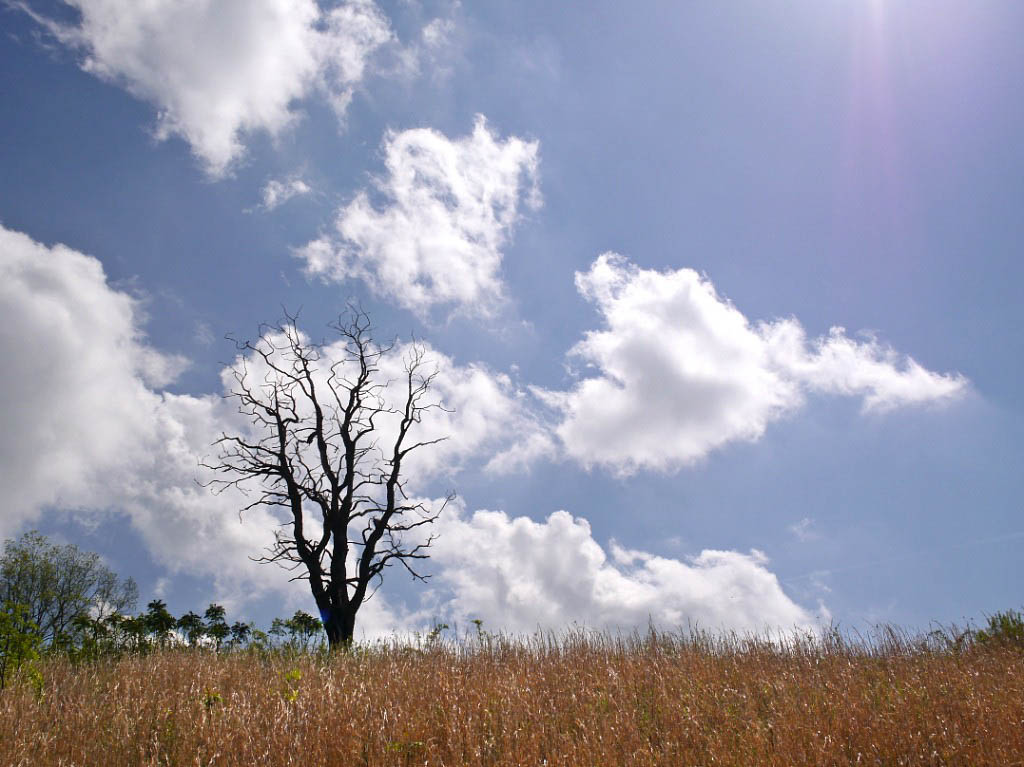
[{"left": 1, "top": 630, "right": 1021, "bottom": 766}]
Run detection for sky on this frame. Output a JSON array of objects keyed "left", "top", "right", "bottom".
[{"left": 1, "top": 0, "right": 1022, "bottom": 639}]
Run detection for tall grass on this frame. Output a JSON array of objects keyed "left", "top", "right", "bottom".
[{"left": 1, "top": 627, "right": 1021, "bottom": 766}]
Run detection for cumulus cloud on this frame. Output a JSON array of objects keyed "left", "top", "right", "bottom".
[
  {"left": 373, "top": 345, "right": 556, "bottom": 479},
  {"left": 296, "top": 115, "right": 541, "bottom": 318},
  {"left": 429, "top": 505, "right": 817, "bottom": 633},
  {"left": 0, "top": 225, "right": 847, "bottom": 635},
  {"left": 219, "top": 328, "right": 554, "bottom": 486},
  {"left": 21, "top": 0, "right": 396, "bottom": 176},
  {"left": 259, "top": 175, "right": 312, "bottom": 211},
  {"left": 0, "top": 224, "right": 179, "bottom": 530},
  {"left": 0, "top": 223, "right": 549, "bottom": 611},
  {"left": 0, "top": 223, "right": 292, "bottom": 597},
  {"left": 538, "top": 253, "right": 967, "bottom": 475}
]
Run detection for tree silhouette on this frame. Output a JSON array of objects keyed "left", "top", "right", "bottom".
[
  {"left": 203, "top": 604, "right": 230, "bottom": 649},
  {"left": 143, "top": 599, "right": 177, "bottom": 647},
  {"left": 204, "top": 309, "right": 450, "bottom": 648},
  {"left": 176, "top": 611, "right": 204, "bottom": 646},
  {"left": 228, "top": 621, "right": 251, "bottom": 648}
]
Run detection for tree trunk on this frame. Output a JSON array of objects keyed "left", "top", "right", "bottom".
[{"left": 322, "top": 605, "right": 357, "bottom": 649}]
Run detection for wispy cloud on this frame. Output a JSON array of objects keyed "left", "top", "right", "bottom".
[
  {"left": 193, "top": 321, "right": 216, "bottom": 347},
  {"left": 258, "top": 175, "right": 312, "bottom": 212},
  {"left": 789, "top": 517, "right": 820, "bottom": 542}
]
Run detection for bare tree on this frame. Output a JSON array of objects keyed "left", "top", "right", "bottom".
[{"left": 203, "top": 309, "right": 450, "bottom": 648}]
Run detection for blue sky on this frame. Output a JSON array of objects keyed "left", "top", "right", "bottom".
[{"left": 1, "top": 0, "right": 1021, "bottom": 637}]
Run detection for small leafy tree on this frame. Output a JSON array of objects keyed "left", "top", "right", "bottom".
[
  {"left": 204, "top": 604, "right": 230, "bottom": 649},
  {"left": 143, "top": 600, "right": 177, "bottom": 647},
  {"left": 247, "top": 627, "right": 272, "bottom": 652},
  {"left": 228, "top": 621, "right": 252, "bottom": 648},
  {"left": 270, "top": 610, "right": 323, "bottom": 652},
  {"left": 116, "top": 614, "right": 150, "bottom": 653},
  {"left": 66, "top": 613, "right": 116, "bottom": 661},
  {"left": 176, "top": 611, "right": 205, "bottom": 647},
  {"left": 285, "top": 610, "right": 323, "bottom": 651}
]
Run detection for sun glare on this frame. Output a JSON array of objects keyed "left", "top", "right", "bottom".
[{"left": 865, "top": 0, "right": 891, "bottom": 28}]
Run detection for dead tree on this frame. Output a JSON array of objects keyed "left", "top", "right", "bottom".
[{"left": 204, "top": 309, "right": 450, "bottom": 648}]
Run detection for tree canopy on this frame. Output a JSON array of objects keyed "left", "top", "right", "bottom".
[{"left": 0, "top": 531, "right": 137, "bottom": 646}]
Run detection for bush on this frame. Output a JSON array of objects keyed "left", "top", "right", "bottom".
[{"left": 973, "top": 609, "right": 1024, "bottom": 649}]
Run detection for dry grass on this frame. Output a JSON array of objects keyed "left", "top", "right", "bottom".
[{"left": 1, "top": 629, "right": 1021, "bottom": 766}]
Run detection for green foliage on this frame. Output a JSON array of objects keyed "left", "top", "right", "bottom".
[
  {"left": 270, "top": 610, "right": 324, "bottom": 652},
  {"left": 65, "top": 613, "right": 114, "bottom": 661},
  {"left": 471, "top": 618, "right": 491, "bottom": 643},
  {"left": 426, "top": 622, "right": 448, "bottom": 644},
  {"left": 203, "top": 604, "right": 230, "bottom": 649},
  {"left": 202, "top": 687, "right": 223, "bottom": 712},
  {"left": 0, "top": 530, "right": 351, "bottom": 662},
  {"left": 0, "top": 601, "right": 42, "bottom": 691},
  {"left": 247, "top": 628, "right": 272, "bottom": 652},
  {"left": 68, "top": 612, "right": 150, "bottom": 659},
  {"left": 973, "top": 609, "right": 1024, "bottom": 650},
  {"left": 228, "top": 621, "right": 252, "bottom": 648},
  {"left": 281, "top": 668, "right": 302, "bottom": 703},
  {"left": 143, "top": 600, "right": 177, "bottom": 647},
  {"left": 386, "top": 739, "right": 426, "bottom": 761},
  {"left": 64, "top": 601, "right": 263, "bottom": 658},
  {"left": 0, "top": 531, "right": 137, "bottom": 647},
  {"left": 176, "top": 611, "right": 205, "bottom": 646}
]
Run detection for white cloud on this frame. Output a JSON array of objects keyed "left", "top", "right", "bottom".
[
  {"left": 296, "top": 115, "right": 541, "bottom": 318},
  {"left": 0, "top": 224, "right": 181, "bottom": 532},
  {"left": 762, "top": 322, "right": 967, "bottom": 412},
  {"left": 0, "top": 226, "right": 861, "bottom": 636},
  {"left": 421, "top": 17, "right": 456, "bottom": 50},
  {"left": 429, "top": 504, "right": 818, "bottom": 634},
  {"left": 539, "top": 253, "right": 967, "bottom": 475},
  {"left": 0, "top": 223, "right": 549, "bottom": 612},
  {"left": 23, "top": 0, "right": 395, "bottom": 176},
  {"left": 376, "top": 345, "right": 556, "bottom": 479},
  {"left": 0, "top": 224, "right": 295, "bottom": 597},
  {"left": 374, "top": 0, "right": 463, "bottom": 83},
  {"left": 259, "top": 175, "right": 312, "bottom": 211},
  {"left": 316, "top": 0, "right": 396, "bottom": 120},
  {"left": 217, "top": 327, "right": 554, "bottom": 487},
  {"left": 396, "top": 15, "right": 458, "bottom": 80},
  {"left": 135, "top": 339, "right": 551, "bottom": 595}
]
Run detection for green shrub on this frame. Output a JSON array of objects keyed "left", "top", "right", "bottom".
[{"left": 974, "top": 609, "right": 1024, "bottom": 649}]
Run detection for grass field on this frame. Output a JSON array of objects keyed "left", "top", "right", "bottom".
[{"left": 1, "top": 629, "right": 1021, "bottom": 766}]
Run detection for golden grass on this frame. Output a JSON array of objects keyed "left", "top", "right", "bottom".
[{"left": 1, "top": 630, "right": 1021, "bottom": 766}]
